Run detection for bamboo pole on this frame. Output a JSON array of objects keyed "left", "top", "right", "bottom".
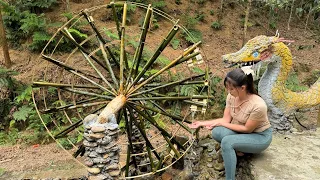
[
  {"left": 41, "top": 54, "right": 101, "bottom": 80},
  {"left": 60, "top": 30, "right": 109, "bottom": 72},
  {"left": 82, "top": 10, "right": 120, "bottom": 67},
  {"left": 63, "top": 28, "right": 117, "bottom": 94},
  {"left": 63, "top": 88, "right": 114, "bottom": 100},
  {"left": 43, "top": 100, "right": 109, "bottom": 113},
  {"left": 129, "top": 104, "right": 185, "bottom": 150},
  {"left": 149, "top": 92, "right": 210, "bottom": 107},
  {"left": 127, "top": 42, "right": 202, "bottom": 95},
  {"left": 126, "top": 107, "right": 161, "bottom": 160},
  {"left": 143, "top": 73, "right": 209, "bottom": 87},
  {"left": 33, "top": 82, "right": 99, "bottom": 89},
  {"left": 110, "top": 1, "right": 122, "bottom": 39},
  {"left": 41, "top": 97, "right": 99, "bottom": 113},
  {"left": 132, "top": 24, "right": 180, "bottom": 86},
  {"left": 119, "top": 2, "right": 128, "bottom": 94},
  {"left": 129, "top": 95, "right": 212, "bottom": 101},
  {"left": 0, "top": 8, "right": 11, "bottom": 68},
  {"left": 127, "top": 4, "right": 152, "bottom": 85},
  {"left": 97, "top": 94, "right": 127, "bottom": 123},
  {"left": 124, "top": 110, "right": 137, "bottom": 176}
]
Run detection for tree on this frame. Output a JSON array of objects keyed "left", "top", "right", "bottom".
[{"left": 0, "top": 7, "right": 11, "bottom": 68}]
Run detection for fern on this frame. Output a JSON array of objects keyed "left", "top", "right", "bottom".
[
  {"left": 13, "top": 105, "right": 34, "bottom": 122},
  {"left": 183, "top": 29, "right": 202, "bottom": 43},
  {"left": 170, "top": 38, "right": 180, "bottom": 50}
]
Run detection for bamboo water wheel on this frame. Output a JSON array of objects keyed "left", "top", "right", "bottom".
[{"left": 32, "top": 1, "right": 214, "bottom": 178}]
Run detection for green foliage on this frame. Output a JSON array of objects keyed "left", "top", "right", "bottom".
[
  {"left": 152, "top": 1, "right": 166, "bottom": 11},
  {"left": 210, "top": 10, "right": 214, "bottom": 15},
  {"left": 183, "top": 29, "right": 203, "bottom": 43},
  {"left": 211, "top": 21, "right": 222, "bottom": 30},
  {"left": 170, "top": 38, "right": 180, "bottom": 50},
  {"left": 286, "top": 72, "right": 308, "bottom": 92},
  {"left": 0, "top": 168, "right": 5, "bottom": 176},
  {"left": 13, "top": 105, "right": 34, "bottom": 122},
  {"left": 195, "top": 12, "right": 206, "bottom": 22}
]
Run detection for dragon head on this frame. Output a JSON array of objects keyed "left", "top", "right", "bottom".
[{"left": 222, "top": 35, "right": 282, "bottom": 68}]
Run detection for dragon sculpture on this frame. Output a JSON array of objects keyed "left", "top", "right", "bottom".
[{"left": 222, "top": 35, "right": 320, "bottom": 131}]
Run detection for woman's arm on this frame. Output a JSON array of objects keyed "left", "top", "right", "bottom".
[{"left": 188, "top": 107, "right": 232, "bottom": 128}]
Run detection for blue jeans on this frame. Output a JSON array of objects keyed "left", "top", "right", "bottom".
[{"left": 212, "top": 126, "right": 272, "bottom": 180}]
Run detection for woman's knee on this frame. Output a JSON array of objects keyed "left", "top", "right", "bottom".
[
  {"left": 221, "top": 136, "right": 234, "bottom": 151},
  {"left": 211, "top": 126, "right": 225, "bottom": 141}
]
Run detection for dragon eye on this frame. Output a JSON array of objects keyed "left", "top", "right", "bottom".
[{"left": 252, "top": 51, "right": 259, "bottom": 58}]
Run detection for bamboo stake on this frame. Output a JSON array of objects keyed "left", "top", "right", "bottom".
[
  {"left": 41, "top": 54, "right": 101, "bottom": 80},
  {"left": 132, "top": 24, "right": 180, "bottom": 87},
  {"left": 126, "top": 107, "right": 161, "bottom": 160},
  {"left": 60, "top": 29, "right": 109, "bottom": 72},
  {"left": 149, "top": 92, "right": 210, "bottom": 107},
  {"left": 143, "top": 73, "right": 209, "bottom": 87},
  {"left": 129, "top": 104, "right": 185, "bottom": 150},
  {"left": 163, "top": 136, "right": 181, "bottom": 158},
  {"left": 33, "top": 82, "right": 99, "bottom": 89},
  {"left": 127, "top": 42, "right": 202, "bottom": 95},
  {"left": 140, "top": 115, "right": 155, "bottom": 171},
  {"left": 127, "top": 4, "right": 153, "bottom": 86},
  {"left": 97, "top": 94, "right": 127, "bottom": 123},
  {"left": 81, "top": 10, "right": 120, "bottom": 67},
  {"left": 63, "top": 28, "right": 117, "bottom": 94}
]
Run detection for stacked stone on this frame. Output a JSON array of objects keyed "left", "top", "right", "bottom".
[{"left": 83, "top": 114, "right": 121, "bottom": 180}]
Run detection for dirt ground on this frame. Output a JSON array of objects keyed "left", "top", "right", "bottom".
[{"left": 1, "top": 0, "right": 320, "bottom": 179}]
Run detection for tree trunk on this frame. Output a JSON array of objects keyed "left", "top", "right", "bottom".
[
  {"left": 242, "top": 0, "right": 251, "bottom": 47},
  {"left": 287, "top": 0, "right": 295, "bottom": 31},
  {"left": 0, "top": 8, "right": 11, "bottom": 68}
]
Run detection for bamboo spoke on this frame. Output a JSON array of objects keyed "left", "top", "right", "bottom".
[
  {"left": 60, "top": 29, "right": 109, "bottom": 72},
  {"left": 63, "top": 88, "right": 114, "bottom": 100},
  {"left": 33, "top": 82, "right": 99, "bottom": 89},
  {"left": 149, "top": 92, "right": 210, "bottom": 107},
  {"left": 126, "top": 107, "right": 161, "bottom": 160},
  {"left": 41, "top": 54, "right": 101, "bottom": 80},
  {"left": 54, "top": 105, "right": 105, "bottom": 139},
  {"left": 119, "top": 2, "right": 128, "bottom": 93},
  {"left": 42, "top": 100, "right": 109, "bottom": 114},
  {"left": 129, "top": 95, "right": 212, "bottom": 101},
  {"left": 111, "top": 1, "right": 122, "bottom": 39},
  {"left": 163, "top": 136, "right": 181, "bottom": 158},
  {"left": 131, "top": 24, "right": 180, "bottom": 87},
  {"left": 128, "top": 101, "right": 192, "bottom": 130},
  {"left": 82, "top": 10, "right": 120, "bottom": 68},
  {"left": 126, "top": 4, "right": 152, "bottom": 87},
  {"left": 129, "top": 104, "right": 185, "bottom": 151},
  {"left": 63, "top": 28, "right": 117, "bottom": 94},
  {"left": 41, "top": 97, "right": 99, "bottom": 113},
  {"left": 129, "top": 74, "right": 208, "bottom": 97},
  {"left": 127, "top": 42, "right": 202, "bottom": 95},
  {"left": 124, "top": 110, "right": 138, "bottom": 175}
]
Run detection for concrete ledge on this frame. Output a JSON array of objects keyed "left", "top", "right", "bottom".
[{"left": 251, "top": 130, "right": 320, "bottom": 180}]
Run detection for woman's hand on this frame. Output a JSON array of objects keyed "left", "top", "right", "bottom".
[
  {"left": 204, "top": 121, "right": 222, "bottom": 130},
  {"left": 188, "top": 121, "right": 203, "bottom": 129}
]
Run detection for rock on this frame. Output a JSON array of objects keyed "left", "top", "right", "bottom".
[
  {"left": 105, "top": 123, "right": 118, "bottom": 130},
  {"left": 83, "top": 141, "right": 98, "bottom": 147},
  {"left": 89, "top": 133, "right": 105, "bottom": 139},
  {"left": 83, "top": 114, "right": 98, "bottom": 127},
  {"left": 207, "top": 163, "right": 213, "bottom": 168},
  {"left": 89, "top": 174, "right": 110, "bottom": 180},
  {"left": 161, "top": 172, "right": 173, "bottom": 180},
  {"left": 213, "top": 162, "right": 225, "bottom": 171},
  {"left": 85, "top": 160, "right": 94, "bottom": 167},
  {"left": 214, "top": 143, "right": 220, "bottom": 151},
  {"left": 198, "top": 138, "right": 212, "bottom": 147},
  {"left": 108, "top": 130, "right": 120, "bottom": 136},
  {"left": 87, "top": 167, "right": 100, "bottom": 174},
  {"left": 96, "top": 147, "right": 107, "bottom": 154},
  {"left": 207, "top": 157, "right": 213, "bottom": 162},
  {"left": 108, "top": 169, "right": 120, "bottom": 177},
  {"left": 93, "top": 157, "right": 109, "bottom": 164},
  {"left": 99, "top": 136, "right": 112, "bottom": 145},
  {"left": 89, "top": 151, "right": 99, "bottom": 158},
  {"left": 103, "top": 154, "right": 109, "bottom": 159},
  {"left": 105, "top": 163, "right": 119, "bottom": 170},
  {"left": 91, "top": 126, "right": 106, "bottom": 133},
  {"left": 207, "top": 146, "right": 214, "bottom": 152}
]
